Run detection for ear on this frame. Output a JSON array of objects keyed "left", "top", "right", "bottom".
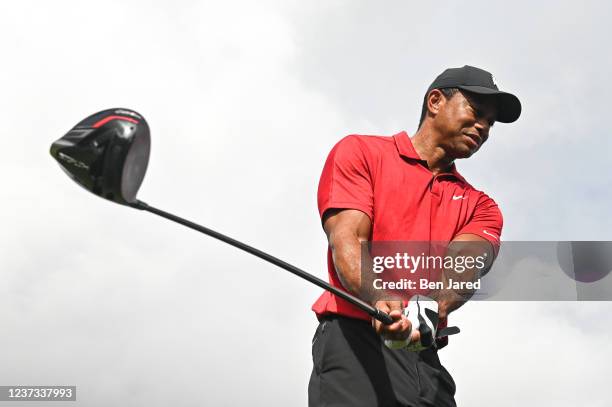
[{"left": 426, "top": 89, "right": 445, "bottom": 117}]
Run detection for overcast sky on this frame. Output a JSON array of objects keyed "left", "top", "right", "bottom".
[{"left": 1, "top": 1, "right": 611, "bottom": 406}]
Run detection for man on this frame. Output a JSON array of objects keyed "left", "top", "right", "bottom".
[{"left": 308, "top": 65, "right": 521, "bottom": 406}]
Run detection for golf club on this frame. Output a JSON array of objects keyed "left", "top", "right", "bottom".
[{"left": 50, "top": 108, "right": 394, "bottom": 325}]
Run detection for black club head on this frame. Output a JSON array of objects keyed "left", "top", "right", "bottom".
[{"left": 50, "top": 108, "right": 150, "bottom": 205}]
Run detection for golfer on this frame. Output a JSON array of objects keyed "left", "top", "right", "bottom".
[{"left": 308, "top": 65, "right": 521, "bottom": 406}]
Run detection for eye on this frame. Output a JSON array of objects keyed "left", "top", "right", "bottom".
[
  {"left": 472, "top": 105, "right": 495, "bottom": 127},
  {"left": 472, "top": 107, "right": 484, "bottom": 119}
]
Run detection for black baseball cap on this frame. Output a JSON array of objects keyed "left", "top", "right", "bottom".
[{"left": 427, "top": 65, "right": 521, "bottom": 123}]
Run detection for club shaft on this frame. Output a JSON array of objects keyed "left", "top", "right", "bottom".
[{"left": 131, "top": 200, "right": 393, "bottom": 325}]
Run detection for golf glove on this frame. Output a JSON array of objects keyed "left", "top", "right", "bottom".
[{"left": 384, "top": 295, "right": 459, "bottom": 351}]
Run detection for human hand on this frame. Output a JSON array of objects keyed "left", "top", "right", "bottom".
[{"left": 372, "top": 300, "right": 420, "bottom": 349}]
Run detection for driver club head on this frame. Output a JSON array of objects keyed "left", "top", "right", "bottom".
[{"left": 50, "top": 108, "right": 150, "bottom": 206}]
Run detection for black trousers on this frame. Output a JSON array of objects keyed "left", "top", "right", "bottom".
[{"left": 308, "top": 315, "right": 456, "bottom": 407}]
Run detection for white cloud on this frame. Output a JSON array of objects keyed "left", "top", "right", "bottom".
[{"left": 1, "top": 1, "right": 611, "bottom": 405}]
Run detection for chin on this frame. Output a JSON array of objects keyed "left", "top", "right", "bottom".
[{"left": 454, "top": 146, "right": 476, "bottom": 159}]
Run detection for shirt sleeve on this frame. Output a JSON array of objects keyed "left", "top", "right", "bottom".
[
  {"left": 455, "top": 192, "right": 503, "bottom": 254},
  {"left": 317, "top": 135, "right": 374, "bottom": 221}
]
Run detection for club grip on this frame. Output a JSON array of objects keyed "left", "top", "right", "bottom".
[{"left": 373, "top": 309, "right": 394, "bottom": 325}]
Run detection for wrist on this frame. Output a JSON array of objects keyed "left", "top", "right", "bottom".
[
  {"left": 437, "top": 301, "right": 450, "bottom": 319},
  {"left": 428, "top": 291, "right": 461, "bottom": 319}
]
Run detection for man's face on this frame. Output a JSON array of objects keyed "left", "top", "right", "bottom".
[{"left": 432, "top": 90, "right": 498, "bottom": 158}]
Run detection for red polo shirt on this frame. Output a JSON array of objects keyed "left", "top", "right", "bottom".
[{"left": 313, "top": 131, "right": 503, "bottom": 321}]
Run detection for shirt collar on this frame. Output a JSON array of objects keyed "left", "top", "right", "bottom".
[
  {"left": 393, "top": 131, "right": 421, "bottom": 160},
  {"left": 393, "top": 131, "right": 468, "bottom": 184}
]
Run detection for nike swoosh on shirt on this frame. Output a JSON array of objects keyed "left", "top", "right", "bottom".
[
  {"left": 452, "top": 195, "right": 465, "bottom": 200},
  {"left": 483, "top": 230, "right": 499, "bottom": 240}
]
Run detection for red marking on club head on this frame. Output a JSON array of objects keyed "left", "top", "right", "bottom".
[{"left": 92, "top": 115, "right": 139, "bottom": 128}]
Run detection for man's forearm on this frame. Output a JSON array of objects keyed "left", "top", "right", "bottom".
[
  {"left": 330, "top": 238, "right": 362, "bottom": 295},
  {"left": 428, "top": 238, "right": 495, "bottom": 319},
  {"left": 329, "top": 237, "right": 382, "bottom": 305},
  {"left": 429, "top": 267, "right": 478, "bottom": 319}
]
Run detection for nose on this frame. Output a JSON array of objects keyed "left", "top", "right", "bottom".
[{"left": 474, "top": 119, "right": 490, "bottom": 140}]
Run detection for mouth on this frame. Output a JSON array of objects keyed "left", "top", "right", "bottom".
[{"left": 464, "top": 133, "right": 481, "bottom": 148}]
